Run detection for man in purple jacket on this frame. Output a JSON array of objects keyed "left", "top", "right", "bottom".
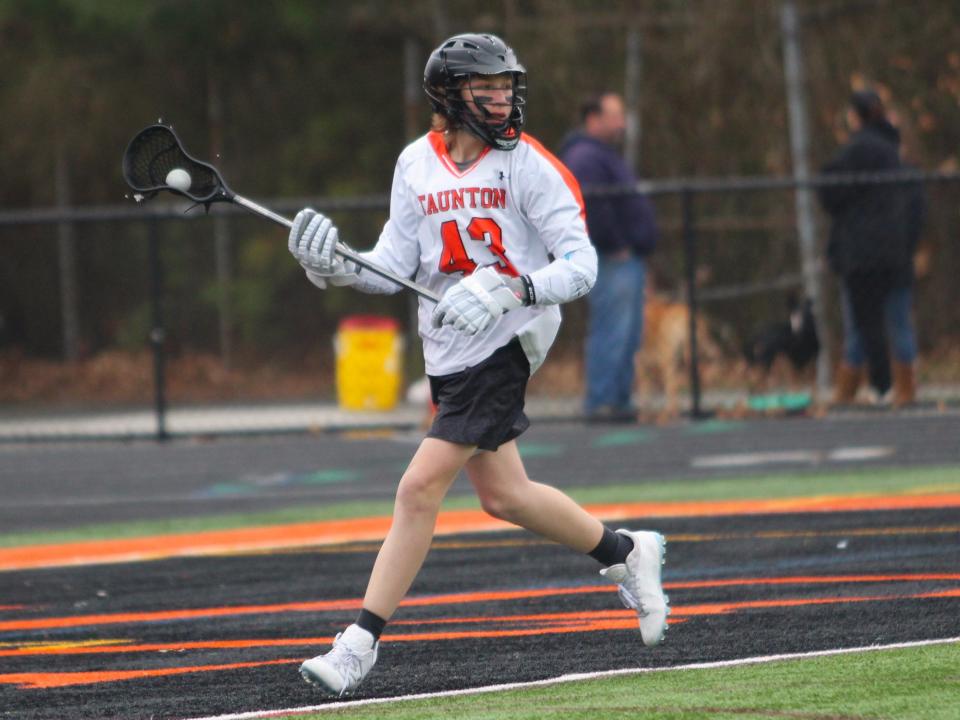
[{"left": 560, "top": 92, "right": 659, "bottom": 422}]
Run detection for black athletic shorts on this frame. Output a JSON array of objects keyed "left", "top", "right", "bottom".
[{"left": 426, "top": 338, "right": 531, "bottom": 451}]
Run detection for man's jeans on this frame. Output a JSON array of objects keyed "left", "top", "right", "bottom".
[
  {"left": 842, "top": 283, "right": 917, "bottom": 366},
  {"left": 585, "top": 253, "right": 646, "bottom": 414}
]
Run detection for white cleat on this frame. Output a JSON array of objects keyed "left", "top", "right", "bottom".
[
  {"left": 600, "top": 529, "right": 670, "bottom": 646},
  {"left": 299, "top": 624, "right": 379, "bottom": 697}
]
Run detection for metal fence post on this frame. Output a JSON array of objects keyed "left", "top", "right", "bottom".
[
  {"left": 682, "top": 187, "right": 705, "bottom": 419},
  {"left": 781, "top": 0, "right": 830, "bottom": 396},
  {"left": 147, "top": 218, "right": 168, "bottom": 441}
]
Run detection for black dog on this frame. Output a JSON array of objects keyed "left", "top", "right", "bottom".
[{"left": 743, "top": 295, "right": 820, "bottom": 380}]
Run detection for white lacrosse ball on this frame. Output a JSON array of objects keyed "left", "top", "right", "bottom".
[{"left": 165, "top": 168, "right": 192, "bottom": 192}]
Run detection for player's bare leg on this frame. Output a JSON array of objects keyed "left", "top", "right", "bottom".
[
  {"left": 300, "top": 438, "right": 473, "bottom": 695},
  {"left": 466, "top": 440, "right": 669, "bottom": 646},
  {"left": 465, "top": 440, "right": 604, "bottom": 551},
  {"left": 362, "top": 437, "right": 475, "bottom": 619}
]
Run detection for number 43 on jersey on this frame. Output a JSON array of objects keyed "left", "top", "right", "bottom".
[{"left": 439, "top": 217, "right": 519, "bottom": 277}]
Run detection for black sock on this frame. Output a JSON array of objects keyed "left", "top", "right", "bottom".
[
  {"left": 356, "top": 608, "right": 387, "bottom": 641},
  {"left": 588, "top": 527, "right": 635, "bottom": 567}
]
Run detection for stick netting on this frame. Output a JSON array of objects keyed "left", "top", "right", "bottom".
[{"left": 123, "top": 125, "right": 226, "bottom": 203}]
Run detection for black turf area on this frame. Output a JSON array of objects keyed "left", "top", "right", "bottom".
[{"left": 2, "top": 508, "right": 958, "bottom": 720}]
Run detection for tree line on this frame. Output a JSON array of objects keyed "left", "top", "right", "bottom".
[{"left": 1, "top": 0, "right": 958, "bottom": 362}]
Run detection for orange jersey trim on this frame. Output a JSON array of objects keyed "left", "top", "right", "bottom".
[
  {"left": 520, "top": 133, "right": 587, "bottom": 221},
  {"left": 427, "top": 131, "right": 491, "bottom": 178}
]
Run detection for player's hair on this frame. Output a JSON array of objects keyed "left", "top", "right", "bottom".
[{"left": 431, "top": 112, "right": 450, "bottom": 133}]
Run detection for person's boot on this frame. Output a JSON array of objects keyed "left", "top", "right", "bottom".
[
  {"left": 892, "top": 361, "right": 917, "bottom": 408},
  {"left": 832, "top": 363, "right": 863, "bottom": 405}
]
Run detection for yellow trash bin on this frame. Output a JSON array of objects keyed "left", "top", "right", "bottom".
[{"left": 335, "top": 315, "right": 403, "bottom": 411}]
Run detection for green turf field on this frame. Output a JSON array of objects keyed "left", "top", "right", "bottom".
[{"left": 292, "top": 641, "right": 960, "bottom": 720}]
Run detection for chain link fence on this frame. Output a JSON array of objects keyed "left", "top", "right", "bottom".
[{"left": 1, "top": 171, "right": 958, "bottom": 440}]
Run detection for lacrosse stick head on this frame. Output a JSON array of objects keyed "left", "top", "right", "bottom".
[{"left": 123, "top": 124, "right": 233, "bottom": 206}]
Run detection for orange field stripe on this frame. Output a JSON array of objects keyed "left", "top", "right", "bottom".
[
  {"left": 0, "top": 589, "right": 604, "bottom": 632},
  {"left": 4, "top": 581, "right": 957, "bottom": 664},
  {"left": 17, "top": 586, "right": 959, "bottom": 657},
  {"left": 666, "top": 573, "right": 960, "bottom": 589},
  {"left": 380, "top": 617, "right": 656, "bottom": 643},
  {"left": 3, "top": 586, "right": 957, "bottom": 687},
  {"left": 3, "top": 573, "right": 957, "bottom": 633},
  {"left": 4, "top": 630, "right": 638, "bottom": 689},
  {"left": 0, "top": 514, "right": 397, "bottom": 572},
  {"left": 652, "top": 588, "right": 956, "bottom": 617},
  {"left": 666, "top": 587, "right": 960, "bottom": 614},
  {"left": 918, "top": 588, "right": 960, "bottom": 599},
  {"left": 389, "top": 609, "right": 633, "bottom": 625},
  {"left": 401, "top": 585, "right": 607, "bottom": 607},
  {"left": 0, "top": 598, "right": 361, "bottom": 632},
  {"left": 1, "top": 637, "right": 332, "bottom": 657},
  {"left": 4, "top": 587, "right": 957, "bottom": 660},
  {"left": 1, "top": 622, "right": 695, "bottom": 689},
  {"left": 392, "top": 588, "right": 960, "bottom": 624},
  {"left": 2, "top": 492, "right": 959, "bottom": 572},
  {"left": 0, "top": 592, "right": 601, "bottom": 633},
  {"left": 0, "top": 613, "right": 671, "bottom": 658},
  {"left": 0, "top": 658, "right": 297, "bottom": 690}
]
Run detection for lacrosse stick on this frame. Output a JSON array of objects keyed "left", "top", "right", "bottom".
[{"left": 122, "top": 123, "right": 439, "bottom": 302}]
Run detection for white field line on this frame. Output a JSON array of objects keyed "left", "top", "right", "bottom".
[
  {"left": 690, "top": 445, "right": 893, "bottom": 469},
  {"left": 183, "top": 635, "right": 960, "bottom": 720}
]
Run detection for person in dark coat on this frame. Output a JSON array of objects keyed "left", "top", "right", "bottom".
[
  {"left": 559, "top": 92, "right": 658, "bottom": 422},
  {"left": 819, "top": 89, "right": 917, "bottom": 404}
]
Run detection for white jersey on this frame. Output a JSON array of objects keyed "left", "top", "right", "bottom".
[{"left": 351, "top": 131, "right": 594, "bottom": 376}]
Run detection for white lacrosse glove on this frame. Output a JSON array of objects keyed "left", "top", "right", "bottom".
[
  {"left": 431, "top": 266, "right": 526, "bottom": 335},
  {"left": 288, "top": 208, "right": 358, "bottom": 288}
]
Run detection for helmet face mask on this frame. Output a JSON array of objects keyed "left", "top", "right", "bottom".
[{"left": 424, "top": 33, "right": 527, "bottom": 151}]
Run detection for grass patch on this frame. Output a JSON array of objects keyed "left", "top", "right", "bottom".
[
  {"left": 1, "top": 464, "right": 957, "bottom": 548},
  {"left": 292, "top": 641, "right": 960, "bottom": 720},
  {"left": 566, "top": 464, "right": 960, "bottom": 505}
]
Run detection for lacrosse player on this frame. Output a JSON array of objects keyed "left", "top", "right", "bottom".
[{"left": 288, "top": 33, "right": 669, "bottom": 696}]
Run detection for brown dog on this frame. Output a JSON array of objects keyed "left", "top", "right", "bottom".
[{"left": 636, "top": 294, "right": 720, "bottom": 419}]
